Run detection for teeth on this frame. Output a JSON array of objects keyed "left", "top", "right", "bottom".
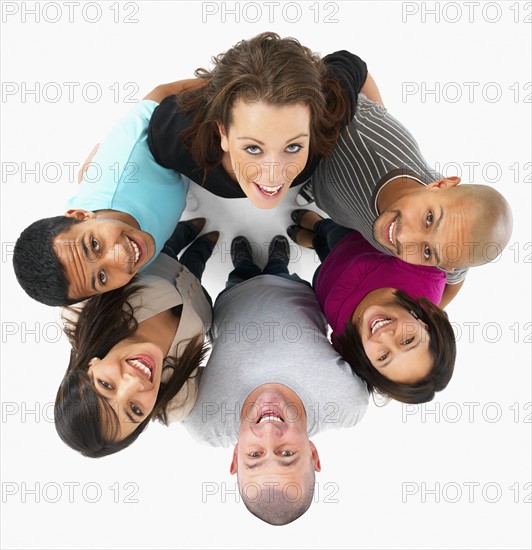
[
  {"left": 371, "top": 318, "right": 393, "bottom": 335},
  {"left": 388, "top": 220, "right": 396, "bottom": 245},
  {"left": 259, "top": 184, "right": 282, "bottom": 196},
  {"left": 129, "top": 239, "right": 140, "bottom": 263},
  {"left": 259, "top": 415, "right": 283, "bottom": 423},
  {"left": 128, "top": 358, "right": 151, "bottom": 379}
]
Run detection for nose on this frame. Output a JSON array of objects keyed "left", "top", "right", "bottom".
[
  {"left": 117, "top": 372, "right": 146, "bottom": 399},
  {"left": 102, "top": 241, "right": 132, "bottom": 277},
  {"left": 375, "top": 324, "right": 402, "bottom": 350},
  {"left": 258, "top": 157, "right": 284, "bottom": 186}
]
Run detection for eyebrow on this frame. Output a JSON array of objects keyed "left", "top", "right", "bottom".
[
  {"left": 236, "top": 133, "right": 309, "bottom": 146},
  {"left": 432, "top": 206, "right": 444, "bottom": 266},
  {"left": 381, "top": 338, "right": 423, "bottom": 369},
  {"left": 80, "top": 234, "right": 98, "bottom": 293},
  {"left": 244, "top": 456, "right": 300, "bottom": 470},
  {"left": 101, "top": 396, "right": 140, "bottom": 425}
]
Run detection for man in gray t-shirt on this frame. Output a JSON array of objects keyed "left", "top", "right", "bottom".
[
  {"left": 300, "top": 94, "right": 512, "bottom": 307},
  {"left": 184, "top": 236, "right": 368, "bottom": 525}
]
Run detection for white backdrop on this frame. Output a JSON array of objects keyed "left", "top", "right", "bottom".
[{"left": 1, "top": 1, "right": 531, "bottom": 549}]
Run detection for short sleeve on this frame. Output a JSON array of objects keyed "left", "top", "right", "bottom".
[
  {"left": 147, "top": 95, "right": 200, "bottom": 178},
  {"left": 323, "top": 50, "right": 368, "bottom": 116},
  {"left": 445, "top": 267, "right": 469, "bottom": 284}
]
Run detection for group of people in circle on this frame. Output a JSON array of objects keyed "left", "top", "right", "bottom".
[{"left": 13, "top": 33, "right": 513, "bottom": 525}]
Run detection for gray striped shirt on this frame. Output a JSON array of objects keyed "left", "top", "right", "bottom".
[{"left": 313, "top": 94, "right": 467, "bottom": 284}]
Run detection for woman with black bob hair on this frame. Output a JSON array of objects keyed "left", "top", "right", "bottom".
[
  {"left": 55, "top": 220, "right": 218, "bottom": 457},
  {"left": 288, "top": 211, "right": 456, "bottom": 404}
]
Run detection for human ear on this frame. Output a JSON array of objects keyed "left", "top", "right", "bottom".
[
  {"left": 426, "top": 176, "right": 460, "bottom": 190},
  {"left": 64, "top": 209, "right": 96, "bottom": 220},
  {"left": 229, "top": 444, "right": 238, "bottom": 475},
  {"left": 309, "top": 441, "right": 321, "bottom": 472},
  {"left": 87, "top": 357, "right": 100, "bottom": 372},
  {"left": 217, "top": 122, "right": 229, "bottom": 152}
]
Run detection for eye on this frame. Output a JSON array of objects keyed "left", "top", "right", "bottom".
[
  {"left": 378, "top": 353, "right": 389, "bottom": 362},
  {"left": 248, "top": 451, "right": 261, "bottom": 458},
  {"left": 98, "top": 379, "right": 113, "bottom": 390},
  {"left": 244, "top": 145, "right": 261, "bottom": 155},
  {"left": 286, "top": 144, "right": 303, "bottom": 154},
  {"left": 130, "top": 403, "right": 143, "bottom": 416},
  {"left": 423, "top": 245, "right": 432, "bottom": 261},
  {"left": 402, "top": 337, "right": 414, "bottom": 345},
  {"left": 98, "top": 271, "right": 107, "bottom": 285},
  {"left": 91, "top": 237, "right": 100, "bottom": 252},
  {"left": 280, "top": 450, "right": 294, "bottom": 457},
  {"left": 426, "top": 211, "right": 434, "bottom": 226}
]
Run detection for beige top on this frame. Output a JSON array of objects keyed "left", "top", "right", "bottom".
[
  {"left": 62, "top": 253, "right": 212, "bottom": 423},
  {"left": 128, "top": 253, "right": 212, "bottom": 422}
]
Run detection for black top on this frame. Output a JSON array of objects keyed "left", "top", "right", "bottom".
[{"left": 147, "top": 51, "right": 368, "bottom": 198}]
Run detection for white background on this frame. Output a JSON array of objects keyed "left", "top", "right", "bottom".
[{"left": 1, "top": 1, "right": 531, "bottom": 548}]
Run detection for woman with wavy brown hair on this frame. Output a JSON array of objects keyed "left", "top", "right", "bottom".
[
  {"left": 145, "top": 32, "right": 382, "bottom": 209},
  {"left": 54, "top": 220, "right": 218, "bottom": 457}
]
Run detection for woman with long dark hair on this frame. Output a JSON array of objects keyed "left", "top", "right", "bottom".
[{"left": 55, "top": 220, "right": 218, "bottom": 457}]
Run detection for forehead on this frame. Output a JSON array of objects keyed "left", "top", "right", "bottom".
[
  {"left": 53, "top": 224, "right": 92, "bottom": 299},
  {"left": 229, "top": 100, "right": 311, "bottom": 132}
]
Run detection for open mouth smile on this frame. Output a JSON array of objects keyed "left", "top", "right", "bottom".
[
  {"left": 126, "top": 355, "right": 154, "bottom": 383},
  {"left": 254, "top": 182, "right": 284, "bottom": 199}
]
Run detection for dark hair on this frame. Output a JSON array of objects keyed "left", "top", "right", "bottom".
[
  {"left": 13, "top": 216, "right": 83, "bottom": 306},
  {"left": 335, "top": 290, "right": 456, "bottom": 404},
  {"left": 179, "top": 32, "right": 351, "bottom": 174},
  {"left": 240, "top": 465, "right": 316, "bottom": 525},
  {"left": 55, "top": 282, "right": 207, "bottom": 458}
]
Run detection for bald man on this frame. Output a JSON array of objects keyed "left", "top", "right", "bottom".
[{"left": 295, "top": 94, "right": 513, "bottom": 307}]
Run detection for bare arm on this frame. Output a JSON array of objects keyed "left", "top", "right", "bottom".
[
  {"left": 439, "top": 279, "right": 465, "bottom": 309},
  {"left": 360, "top": 73, "right": 384, "bottom": 108},
  {"left": 77, "top": 143, "right": 100, "bottom": 183},
  {"left": 143, "top": 78, "right": 204, "bottom": 103}
]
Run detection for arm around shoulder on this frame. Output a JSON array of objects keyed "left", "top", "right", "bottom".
[
  {"left": 143, "top": 78, "right": 204, "bottom": 103},
  {"left": 439, "top": 279, "right": 465, "bottom": 309}
]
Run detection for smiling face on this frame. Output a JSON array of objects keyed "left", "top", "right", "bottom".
[
  {"left": 230, "top": 384, "right": 321, "bottom": 502},
  {"left": 352, "top": 289, "right": 433, "bottom": 384},
  {"left": 373, "top": 178, "right": 475, "bottom": 270},
  {"left": 87, "top": 338, "right": 165, "bottom": 440},
  {"left": 218, "top": 100, "right": 311, "bottom": 209},
  {"left": 54, "top": 210, "right": 155, "bottom": 301}
]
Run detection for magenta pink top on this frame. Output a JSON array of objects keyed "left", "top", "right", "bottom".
[{"left": 314, "top": 231, "right": 446, "bottom": 340}]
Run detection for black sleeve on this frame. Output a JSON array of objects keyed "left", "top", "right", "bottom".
[
  {"left": 322, "top": 50, "right": 368, "bottom": 116},
  {"left": 147, "top": 94, "right": 246, "bottom": 198},
  {"left": 147, "top": 95, "right": 201, "bottom": 178}
]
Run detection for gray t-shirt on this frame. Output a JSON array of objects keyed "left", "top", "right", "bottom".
[
  {"left": 184, "top": 275, "right": 368, "bottom": 447},
  {"left": 313, "top": 94, "right": 467, "bottom": 284}
]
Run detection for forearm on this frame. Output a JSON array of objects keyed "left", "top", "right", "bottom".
[
  {"left": 439, "top": 279, "right": 465, "bottom": 309},
  {"left": 78, "top": 143, "right": 100, "bottom": 183},
  {"left": 360, "top": 73, "right": 384, "bottom": 108},
  {"left": 143, "top": 78, "right": 204, "bottom": 103}
]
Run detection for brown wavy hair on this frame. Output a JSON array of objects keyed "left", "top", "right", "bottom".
[
  {"left": 55, "top": 281, "right": 208, "bottom": 457},
  {"left": 335, "top": 290, "right": 456, "bottom": 404},
  {"left": 179, "top": 32, "right": 351, "bottom": 172}
]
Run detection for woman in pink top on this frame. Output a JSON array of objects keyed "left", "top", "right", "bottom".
[{"left": 287, "top": 210, "right": 456, "bottom": 404}]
